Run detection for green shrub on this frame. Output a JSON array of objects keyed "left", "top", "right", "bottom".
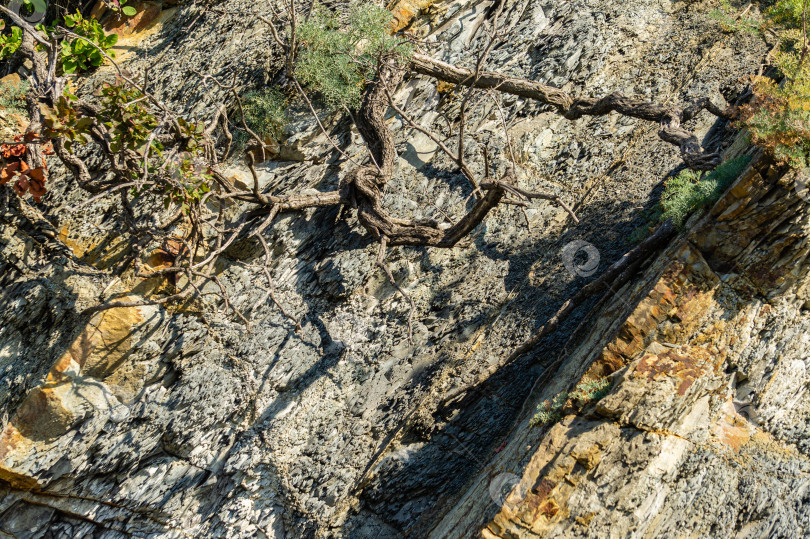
[
  {"left": 0, "top": 78, "right": 30, "bottom": 114},
  {"left": 627, "top": 206, "right": 664, "bottom": 245},
  {"left": 59, "top": 11, "right": 118, "bottom": 73},
  {"left": 529, "top": 378, "right": 612, "bottom": 427},
  {"left": 33, "top": 11, "right": 119, "bottom": 74},
  {"left": 660, "top": 154, "right": 752, "bottom": 228},
  {"left": 235, "top": 88, "right": 289, "bottom": 147},
  {"left": 709, "top": 0, "right": 761, "bottom": 34},
  {"left": 296, "top": 2, "right": 411, "bottom": 110},
  {"left": 0, "top": 23, "right": 22, "bottom": 61},
  {"left": 0, "top": 2, "right": 46, "bottom": 60},
  {"left": 739, "top": 41, "right": 810, "bottom": 168},
  {"left": 97, "top": 81, "right": 159, "bottom": 154},
  {"left": 734, "top": 0, "right": 810, "bottom": 168},
  {"left": 767, "top": 0, "right": 809, "bottom": 27}
]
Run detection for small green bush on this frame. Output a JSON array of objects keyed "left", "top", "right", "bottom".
[
  {"left": 296, "top": 2, "right": 411, "bottom": 110},
  {"left": 34, "top": 11, "right": 118, "bottom": 74},
  {"left": 733, "top": 0, "right": 810, "bottom": 169},
  {"left": 234, "top": 88, "right": 289, "bottom": 148},
  {"left": 0, "top": 23, "right": 22, "bottom": 61},
  {"left": 530, "top": 378, "right": 612, "bottom": 427},
  {"left": 740, "top": 41, "right": 810, "bottom": 168},
  {"left": 0, "top": 2, "right": 46, "bottom": 60},
  {"left": 0, "top": 79, "right": 30, "bottom": 114},
  {"left": 767, "top": 0, "right": 809, "bottom": 27},
  {"left": 659, "top": 154, "right": 752, "bottom": 228},
  {"left": 709, "top": 0, "right": 761, "bottom": 34},
  {"left": 59, "top": 11, "right": 118, "bottom": 73},
  {"left": 627, "top": 206, "right": 664, "bottom": 245}
]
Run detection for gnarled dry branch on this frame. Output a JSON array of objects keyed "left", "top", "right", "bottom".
[{"left": 411, "top": 53, "right": 730, "bottom": 170}]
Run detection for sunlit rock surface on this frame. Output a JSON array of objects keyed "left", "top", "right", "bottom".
[{"left": 3, "top": 0, "right": 806, "bottom": 537}]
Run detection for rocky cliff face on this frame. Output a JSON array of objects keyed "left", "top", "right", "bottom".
[
  {"left": 2, "top": 0, "right": 803, "bottom": 537},
  {"left": 448, "top": 153, "right": 810, "bottom": 538}
]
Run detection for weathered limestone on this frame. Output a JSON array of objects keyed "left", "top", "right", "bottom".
[
  {"left": 0, "top": 302, "right": 162, "bottom": 489},
  {"left": 478, "top": 155, "right": 810, "bottom": 538},
  {"left": 0, "top": 0, "right": 794, "bottom": 536}
]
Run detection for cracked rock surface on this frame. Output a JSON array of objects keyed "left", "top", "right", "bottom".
[
  {"left": 474, "top": 154, "right": 810, "bottom": 539},
  {"left": 2, "top": 0, "right": 802, "bottom": 537}
]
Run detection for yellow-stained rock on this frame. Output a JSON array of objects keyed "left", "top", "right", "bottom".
[
  {"left": 389, "top": 0, "right": 436, "bottom": 32},
  {"left": 0, "top": 301, "right": 157, "bottom": 488},
  {"left": 101, "top": 1, "right": 164, "bottom": 36},
  {"left": 483, "top": 153, "right": 810, "bottom": 538}
]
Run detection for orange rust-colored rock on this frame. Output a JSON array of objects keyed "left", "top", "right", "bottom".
[
  {"left": 712, "top": 399, "right": 752, "bottom": 452},
  {"left": 58, "top": 223, "right": 131, "bottom": 268},
  {"left": 389, "top": 0, "right": 436, "bottom": 32},
  {"left": 582, "top": 243, "right": 720, "bottom": 381},
  {"left": 486, "top": 420, "right": 617, "bottom": 537},
  {"left": 483, "top": 155, "right": 810, "bottom": 538},
  {"left": 12, "top": 385, "right": 81, "bottom": 441},
  {"left": 102, "top": 1, "right": 164, "bottom": 36},
  {"left": 633, "top": 346, "right": 719, "bottom": 396},
  {"left": 0, "top": 303, "right": 151, "bottom": 489}
]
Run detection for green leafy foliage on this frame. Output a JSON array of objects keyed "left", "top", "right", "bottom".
[
  {"left": 96, "top": 85, "right": 211, "bottom": 213},
  {"left": 733, "top": 0, "right": 810, "bottom": 168},
  {"left": 43, "top": 82, "right": 212, "bottom": 213},
  {"left": 236, "top": 88, "right": 288, "bottom": 147},
  {"left": 165, "top": 118, "right": 213, "bottom": 212},
  {"left": 0, "top": 23, "right": 23, "bottom": 60},
  {"left": 60, "top": 11, "right": 118, "bottom": 73},
  {"left": 296, "top": 2, "right": 411, "bottom": 109},
  {"left": 97, "top": 81, "right": 158, "bottom": 154},
  {"left": 626, "top": 205, "right": 664, "bottom": 245},
  {"left": 106, "top": 0, "right": 138, "bottom": 17},
  {"left": 709, "top": 0, "right": 761, "bottom": 34},
  {"left": 660, "top": 154, "right": 752, "bottom": 228},
  {"left": 0, "top": 78, "right": 30, "bottom": 114},
  {"left": 41, "top": 92, "right": 95, "bottom": 151},
  {"left": 739, "top": 40, "right": 810, "bottom": 167},
  {"left": 34, "top": 11, "right": 118, "bottom": 74},
  {"left": 529, "top": 378, "right": 612, "bottom": 427},
  {"left": 162, "top": 151, "right": 212, "bottom": 212},
  {"left": 1, "top": 7, "right": 118, "bottom": 69},
  {"left": 767, "top": 0, "right": 809, "bottom": 27}
]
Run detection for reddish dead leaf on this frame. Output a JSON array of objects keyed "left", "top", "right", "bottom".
[
  {"left": 27, "top": 177, "right": 46, "bottom": 200},
  {"left": 1, "top": 162, "right": 21, "bottom": 184},
  {"left": 13, "top": 177, "right": 28, "bottom": 197},
  {"left": 26, "top": 167, "right": 45, "bottom": 182}
]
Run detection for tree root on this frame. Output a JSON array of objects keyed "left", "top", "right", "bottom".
[{"left": 411, "top": 54, "right": 729, "bottom": 170}]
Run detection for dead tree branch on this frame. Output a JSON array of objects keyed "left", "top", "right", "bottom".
[{"left": 411, "top": 53, "right": 729, "bottom": 170}]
